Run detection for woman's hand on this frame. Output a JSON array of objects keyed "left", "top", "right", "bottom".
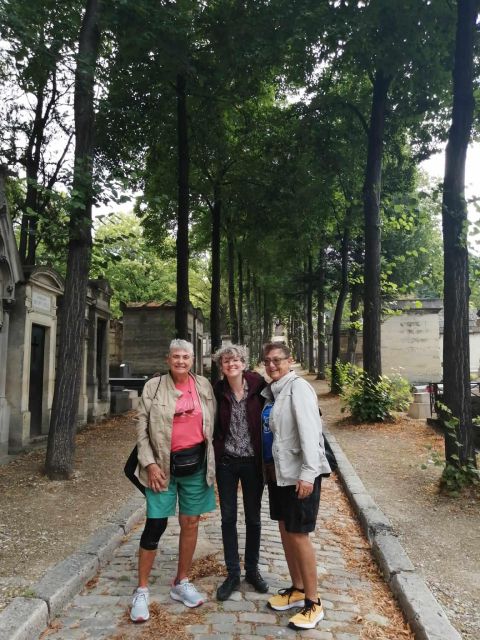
[
  {"left": 296, "top": 479, "right": 313, "bottom": 499},
  {"left": 147, "top": 463, "right": 166, "bottom": 493}
]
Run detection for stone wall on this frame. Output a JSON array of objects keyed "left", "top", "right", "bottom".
[
  {"left": 381, "top": 307, "right": 442, "bottom": 383},
  {"left": 122, "top": 303, "right": 176, "bottom": 376}
]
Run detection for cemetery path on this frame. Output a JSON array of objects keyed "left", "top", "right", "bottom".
[
  {"left": 0, "top": 376, "right": 478, "bottom": 639},
  {"left": 0, "top": 413, "right": 137, "bottom": 613},
  {"left": 309, "top": 376, "right": 480, "bottom": 640}
]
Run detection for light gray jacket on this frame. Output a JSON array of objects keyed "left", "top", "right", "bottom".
[
  {"left": 261, "top": 371, "right": 331, "bottom": 486},
  {"left": 135, "top": 372, "right": 216, "bottom": 489}
]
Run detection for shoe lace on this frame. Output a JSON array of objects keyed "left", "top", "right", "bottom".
[
  {"left": 133, "top": 590, "right": 147, "bottom": 605},
  {"left": 299, "top": 601, "right": 317, "bottom": 617},
  {"left": 278, "top": 586, "right": 296, "bottom": 598},
  {"left": 181, "top": 580, "right": 198, "bottom": 593}
]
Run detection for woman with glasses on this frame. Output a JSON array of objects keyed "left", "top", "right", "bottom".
[
  {"left": 261, "top": 342, "right": 331, "bottom": 631},
  {"left": 130, "top": 339, "right": 216, "bottom": 623},
  {"left": 212, "top": 344, "right": 269, "bottom": 601}
]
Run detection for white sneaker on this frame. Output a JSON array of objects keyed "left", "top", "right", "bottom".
[
  {"left": 170, "top": 578, "right": 204, "bottom": 607},
  {"left": 130, "top": 587, "right": 149, "bottom": 622}
]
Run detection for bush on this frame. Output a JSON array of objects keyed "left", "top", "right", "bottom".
[
  {"left": 330, "top": 361, "right": 361, "bottom": 393},
  {"left": 341, "top": 370, "right": 412, "bottom": 422},
  {"left": 387, "top": 373, "right": 413, "bottom": 411}
]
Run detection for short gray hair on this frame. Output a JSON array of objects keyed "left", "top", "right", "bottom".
[
  {"left": 169, "top": 339, "right": 194, "bottom": 355},
  {"left": 212, "top": 344, "right": 247, "bottom": 364},
  {"left": 263, "top": 341, "right": 291, "bottom": 359}
]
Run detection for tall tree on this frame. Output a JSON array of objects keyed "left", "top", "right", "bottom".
[
  {"left": 175, "top": 72, "right": 190, "bottom": 339},
  {"left": 45, "top": 0, "right": 102, "bottom": 479},
  {"left": 441, "top": 0, "right": 479, "bottom": 476}
]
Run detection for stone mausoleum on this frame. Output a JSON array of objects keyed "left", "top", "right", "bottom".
[
  {"left": 0, "top": 166, "right": 112, "bottom": 456},
  {"left": 120, "top": 301, "right": 204, "bottom": 376}
]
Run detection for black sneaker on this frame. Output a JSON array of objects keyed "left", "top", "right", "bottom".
[
  {"left": 216, "top": 574, "right": 240, "bottom": 601},
  {"left": 245, "top": 569, "right": 269, "bottom": 593}
]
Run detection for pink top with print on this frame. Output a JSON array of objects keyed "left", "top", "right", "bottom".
[{"left": 171, "top": 376, "right": 204, "bottom": 452}]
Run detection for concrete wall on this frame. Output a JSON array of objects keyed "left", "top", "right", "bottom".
[
  {"left": 381, "top": 312, "right": 442, "bottom": 383},
  {"left": 122, "top": 306, "right": 176, "bottom": 376},
  {"left": 467, "top": 332, "right": 480, "bottom": 376}
]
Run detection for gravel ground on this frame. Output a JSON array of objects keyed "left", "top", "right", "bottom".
[{"left": 308, "top": 375, "right": 480, "bottom": 640}]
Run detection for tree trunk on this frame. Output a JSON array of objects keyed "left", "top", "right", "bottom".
[
  {"left": 227, "top": 235, "right": 239, "bottom": 342},
  {"left": 316, "top": 246, "right": 326, "bottom": 380},
  {"left": 237, "top": 252, "right": 244, "bottom": 344},
  {"left": 210, "top": 187, "right": 221, "bottom": 383},
  {"left": 346, "top": 283, "right": 361, "bottom": 365},
  {"left": 362, "top": 69, "right": 391, "bottom": 381},
  {"left": 175, "top": 73, "right": 190, "bottom": 340},
  {"left": 307, "top": 254, "right": 315, "bottom": 373},
  {"left": 245, "top": 265, "right": 253, "bottom": 358},
  {"left": 331, "top": 225, "right": 350, "bottom": 393},
  {"left": 262, "top": 290, "right": 269, "bottom": 347},
  {"left": 20, "top": 85, "right": 46, "bottom": 265},
  {"left": 441, "top": 0, "right": 478, "bottom": 468},
  {"left": 45, "top": 0, "right": 102, "bottom": 479}
]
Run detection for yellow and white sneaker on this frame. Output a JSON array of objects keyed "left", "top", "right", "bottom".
[
  {"left": 288, "top": 598, "right": 324, "bottom": 629},
  {"left": 267, "top": 586, "right": 305, "bottom": 611}
]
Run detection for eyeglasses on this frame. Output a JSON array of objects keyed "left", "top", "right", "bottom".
[{"left": 263, "top": 357, "right": 288, "bottom": 366}]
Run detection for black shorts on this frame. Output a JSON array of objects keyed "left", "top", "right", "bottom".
[{"left": 268, "top": 475, "right": 322, "bottom": 533}]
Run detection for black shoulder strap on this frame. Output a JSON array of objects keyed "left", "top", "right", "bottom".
[{"left": 152, "top": 375, "right": 162, "bottom": 400}]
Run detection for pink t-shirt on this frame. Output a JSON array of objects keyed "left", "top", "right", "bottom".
[{"left": 171, "top": 377, "right": 204, "bottom": 452}]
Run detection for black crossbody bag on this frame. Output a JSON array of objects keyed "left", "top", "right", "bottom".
[{"left": 123, "top": 375, "right": 162, "bottom": 495}]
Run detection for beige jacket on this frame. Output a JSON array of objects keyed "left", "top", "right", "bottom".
[{"left": 135, "top": 372, "right": 216, "bottom": 488}]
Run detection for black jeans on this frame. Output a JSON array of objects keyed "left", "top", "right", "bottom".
[{"left": 216, "top": 456, "right": 264, "bottom": 577}]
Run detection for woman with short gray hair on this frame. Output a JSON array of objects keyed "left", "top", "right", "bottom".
[
  {"left": 212, "top": 344, "right": 268, "bottom": 601},
  {"left": 130, "top": 339, "right": 216, "bottom": 622}
]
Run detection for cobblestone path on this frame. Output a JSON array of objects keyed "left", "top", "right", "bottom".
[{"left": 41, "top": 476, "right": 411, "bottom": 640}]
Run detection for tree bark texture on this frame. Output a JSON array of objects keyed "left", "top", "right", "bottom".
[
  {"left": 331, "top": 225, "right": 350, "bottom": 394},
  {"left": 316, "top": 246, "right": 326, "bottom": 380},
  {"left": 307, "top": 255, "right": 315, "bottom": 373},
  {"left": 362, "top": 69, "right": 391, "bottom": 381},
  {"left": 245, "top": 266, "right": 253, "bottom": 359},
  {"left": 237, "top": 252, "right": 244, "bottom": 344},
  {"left": 175, "top": 73, "right": 190, "bottom": 340},
  {"left": 227, "top": 235, "right": 239, "bottom": 343},
  {"left": 262, "top": 290, "right": 269, "bottom": 347},
  {"left": 346, "top": 284, "right": 361, "bottom": 365},
  {"left": 45, "top": 0, "right": 102, "bottom": 479},
  {"left": 210, "top": 188, "right": 221, "bottom": 383},
  {"left": 441, "top": 0, "right": 478, "bottom": 466}
]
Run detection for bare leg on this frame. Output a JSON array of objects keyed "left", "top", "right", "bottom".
[
  {"left": 281, "top": 524, "right": 317, "bottom": 601},
  {"left": 279, "top": 521, "right": 304, "bottom": 589},
  {"left": 137, "top": 548, "right": 156, "bottom": 588},
  {"left": 175, "top": 514, "right": 200, "bottom": 582}
]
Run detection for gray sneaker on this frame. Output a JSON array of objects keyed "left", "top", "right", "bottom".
[
  {"left": 130, "top": 587, "right": 149, "bottom": 622},
  {"left": 170, "top": 578, "right": 204, "bottom": 607}
]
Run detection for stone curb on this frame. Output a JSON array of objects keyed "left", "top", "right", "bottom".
[
  {"left": 0, "top": 493, "right": 145, "bottom": 640},
  {"left": 324, "top": 426, "right": 462, "bottom": 640}
]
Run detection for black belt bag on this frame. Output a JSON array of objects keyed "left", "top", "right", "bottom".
[{"left": 170, "top": 441, "right": 206, "bottom": 477}]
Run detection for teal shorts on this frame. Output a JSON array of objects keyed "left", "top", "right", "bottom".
[{"left": 145, "top": 465, "right": 216, "bottom": 518}]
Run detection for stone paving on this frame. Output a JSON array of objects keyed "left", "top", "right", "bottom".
[{"left": 40, "top": 475, "right": 410, "bottom": 640}]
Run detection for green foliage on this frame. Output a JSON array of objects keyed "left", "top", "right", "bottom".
[
  {"left": 432, "top": 402, "right": 480, "bottom": 494},
  {"left": 90, "top": 211, "right": 211, "bottom": 318},
  {"left": 341, "top": 370, "right": 412, "bottom": 423},
  {"left": 331, "top": 361, "right": 360, "bottom": 394}
]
